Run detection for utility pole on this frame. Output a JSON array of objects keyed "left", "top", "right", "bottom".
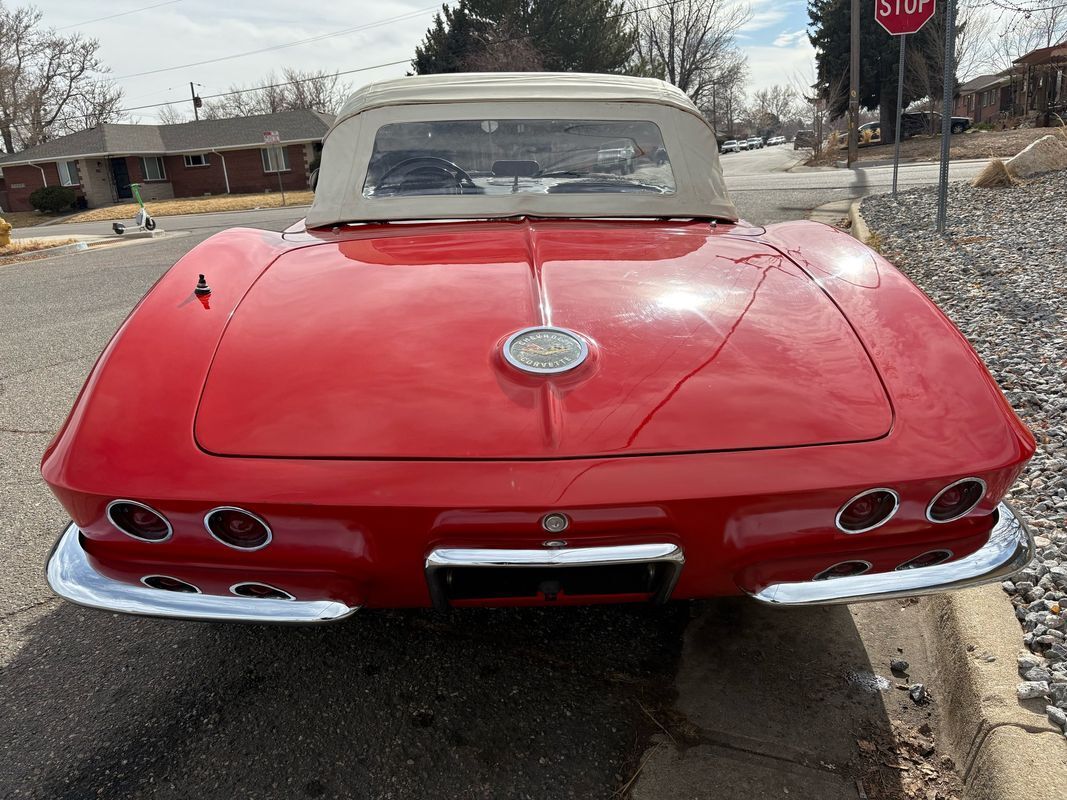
[
  {"left": 848, "top": 0, "right": 860, "bottom": 166},
  {"left": 190, "top": 82, "right": 202, "bottom": 121}
]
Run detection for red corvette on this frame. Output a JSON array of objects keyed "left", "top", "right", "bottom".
[{"left": 43, "top": 74, "right": 1035, "bottom": 623}]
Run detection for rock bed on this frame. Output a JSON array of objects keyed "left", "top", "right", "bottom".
[{"left": 861, "top": 170, "right": 1067, "bottom": 737}]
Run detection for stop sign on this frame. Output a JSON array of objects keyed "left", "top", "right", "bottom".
[{"left": 875, "top": 0, "right": 936, "bottom": 36}]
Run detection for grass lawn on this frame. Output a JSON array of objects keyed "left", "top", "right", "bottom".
[{"left": 66, "top": 191, "right": 315, "bottom": 223}]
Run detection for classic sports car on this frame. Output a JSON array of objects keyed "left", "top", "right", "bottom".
[{"left": 43, "top": 73, "right": 1035, "bottom": 623}]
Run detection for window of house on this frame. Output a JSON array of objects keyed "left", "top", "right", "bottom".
[
  {"left": 140, "top": 156, "right": 166, "bottom": 181},
  {"left": 261, "top": 146, "right": 290, "bottom": 173},
  {"left": 58, "top": 160, "right": 80, "bottom": 186},
  {"left": 183, "top": 153, "right": 209, "bottom": 167}
]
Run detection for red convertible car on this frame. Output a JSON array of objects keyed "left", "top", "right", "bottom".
[{"left": 43, "top": 73, "right": 1035, "bottom": 623}]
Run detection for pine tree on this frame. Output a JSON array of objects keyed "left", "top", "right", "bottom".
[
  {"left": 411, "top": 0, "right": 636, "bottom": 75},
  {"left": 808, "top": 0, "right": 952, "bottom": 142}
]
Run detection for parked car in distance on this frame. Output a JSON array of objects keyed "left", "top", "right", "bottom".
[
  {"left": 747, "top": 137, "right": 764, "bottom": 149},
  {"left": 793, "top": 129, "right": 815, "bottom": 149},
  {"left": 767, "top": 135, "right": 786, "bottom": 146},
  {"left": 42, "top": 72, "right": 1035, "bottom": 624},
  {"left": 737, "top": 138, "right": 750, "bottom": 150},
  {"left": 720, "top": 140, "right": 741, "bottom": 154},
  {"left": 858, "top": 121, "right": 881, "bottom": 141},
  {"left": 596, "top": 141, "right": 636, "bottom": 173},
  {"left": 901, "top": 112, "right": 972, "bottom": 137}
]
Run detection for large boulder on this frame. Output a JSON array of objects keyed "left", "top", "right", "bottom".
[{"left": 1006, "top": 134, "right": 1067, "bottom": 179}]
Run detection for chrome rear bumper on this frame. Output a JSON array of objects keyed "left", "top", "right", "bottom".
[
  {"left": 749, "top": 502, "right": 1032, "bottom": 606},
  {"left": 46, "top": 524, "right": 358, "bottom": 623}
]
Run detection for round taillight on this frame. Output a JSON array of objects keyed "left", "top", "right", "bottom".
[
  {"left": 141, "top": 575, "right": 199, "bottom": 593},
  {"left": 231, "top": 582, "right": 293, "bottom": 600},
  {"left": 835, "top": 489, "right": 899, "bottom": 533},
  {"left": 927, "top": 478, "right": 986, "bottom": 523},
  {"left": 895, "top": 550, "right": 953, "bottom": 571},
  {"left": 205, "top": 507, "right": 272, "bottom": 550},
  {"left": 813, "top": 560, "right": 872, "bottom": 581},
  {"left": 107, "top": 500, "right": 172, "bottom": 542}
]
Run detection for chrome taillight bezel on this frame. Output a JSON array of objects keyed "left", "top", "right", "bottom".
[
  {"left": 834, "top": 488, "right": 900, "bottom": 534},
  {"left": 926, "top": 478, "right": 987, "bottom": 524},
  {"left": 106, "top": 499, "right": 173, "bottom": 543},
  {"left": 230, "top": 582, "right": 294, "bottom": 600},
  {"left": 140, "top": 574, "right": 200, "bottom": 593},
  {"left": 204, "top": 506, "right": 273, "bottom": 551}
]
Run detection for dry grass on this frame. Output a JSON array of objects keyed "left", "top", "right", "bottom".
[
  {"left": 0, "top": 210, "right": 54, "bottom": 229},
  {"left": 971, "top": 158, "right": 1018, "bottom": 188},
  {"left": 0, "top": 237, "right": 79, "bottom": 266},
  {"left": 66, "top": 191, "right": 315, "bottom": 223}
]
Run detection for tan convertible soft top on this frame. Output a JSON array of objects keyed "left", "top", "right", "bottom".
[{"left": 306, "top": 72, "right": 739, "bottom": 227}]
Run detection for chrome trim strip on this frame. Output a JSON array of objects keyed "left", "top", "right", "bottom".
[
  {"left": 751, "top": 502, "right": 1032, "bottom": 606},
  {"left": 204, "top": 506, "right": 273, "bottom": 551},
  {"left": 812, "top": 560, "right": 872, "bottom": 581},
  {"left": 834, "top": 487, "right": 900, "bottom": 534},
  {"left": 46, "top": 524, "right": 357, "bottom": 624},
  {"left": 106, "top": 499, "right": 173, "bottom": 543},
  {"left": 230, "top": 582, "right": 295, "bottom": 601},
  {"left": 425, "top": 542, "right": 684, "bottom": 609},
  {"left": 926, "top": 477, "right": 988, "bottom": 524},
  {"left": 140, "top": 575, "right": 201, "bottom": 594}
]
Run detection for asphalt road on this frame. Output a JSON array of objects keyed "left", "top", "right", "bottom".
[
  {"left": 0, "top": 156, "right": 969, "bottom": 799},
  {"left": 719, "top": 144, "right": 988, "bottom": 223}
]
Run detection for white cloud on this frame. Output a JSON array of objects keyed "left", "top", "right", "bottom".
[
  {"left": 744, "top": 36, "right": 817, "bottom": 95},
  {"left": 772, "top": 29, "right": 808, "bottom": 47}
]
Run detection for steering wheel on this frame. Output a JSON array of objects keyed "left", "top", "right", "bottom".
[{"left": 377, "top": 156, "right": 476, "bottom": 192}]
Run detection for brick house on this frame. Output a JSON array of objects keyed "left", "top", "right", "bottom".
[
  {"left": 954, "top": 73, "right": 1012, "bottom": 124},
  {"left": 0, "top": 108, "right": 331, "bottom": 213}
]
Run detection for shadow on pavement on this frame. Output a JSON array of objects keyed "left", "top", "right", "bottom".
[{"left": 1, "top": 596, "right": 910, "bottom": 800}]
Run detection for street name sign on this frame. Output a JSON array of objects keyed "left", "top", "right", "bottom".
[{"left": 875, "top": 0, "right": 936, "bottom": 36}]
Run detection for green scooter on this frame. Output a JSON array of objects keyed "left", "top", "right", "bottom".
[{"left": 112, "top": 183, "right": 157, "bottom": 235}]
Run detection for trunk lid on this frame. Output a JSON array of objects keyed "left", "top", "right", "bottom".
[{"left": 195, "top": 221, "right": 892, "bottom": 459}]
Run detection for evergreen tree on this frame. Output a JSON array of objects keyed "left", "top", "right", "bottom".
[
  {"left": 412, "top": 0, "right": 636, "bottom": 75},
  {"left": 808, "top": 0, "right": 952, "bottom": 142}
]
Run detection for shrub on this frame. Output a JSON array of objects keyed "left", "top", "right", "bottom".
[{"left": 28, "top": 185, "right": 76, "bottom": 213}]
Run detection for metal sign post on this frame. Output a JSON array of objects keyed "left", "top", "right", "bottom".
[
  {"left": 935, "top": 0, "right": 957, "bottom": 233},
  {"left": 263, "top": 130, "right": 286, "bottom": 206},
  {"left": 875, "top": 1, "right": 938, "bottom": 196},
  {"left": 892, "top": 34, "right": 906, "bottom": 195}
]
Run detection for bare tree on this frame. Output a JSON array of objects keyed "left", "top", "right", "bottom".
[
  {"left": 630, "top": 0, "right": 751, "bottom": 107},
  {"left": 0, "top": 1, "right": 123, "bottom": 153},
  {"left": 156, "top": 104, "right": 188, "bottom": 125},
  {"left": 203, "top": 68, "right": 350, "bottom": 120},
  {"left": 750, "top": 85, "right": 801, "bottom": 131},
  {"left": 986, "top": 5, "right": 1067, "bottom": 67},
  {"left": 464, "top": 23, "right": 545, "bottom": 71}
]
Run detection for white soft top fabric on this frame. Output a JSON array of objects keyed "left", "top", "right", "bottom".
[{"left": 307, "top": 72, "right": 739, "bottom": 227}]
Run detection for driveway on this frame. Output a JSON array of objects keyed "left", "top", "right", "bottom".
[{"left": 1, "top": 174, "right": 963, "bottom": 799}]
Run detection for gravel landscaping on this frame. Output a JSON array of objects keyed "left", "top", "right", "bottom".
[{"left": 861, "top": 169, "right": 1067, "bottom": 738}]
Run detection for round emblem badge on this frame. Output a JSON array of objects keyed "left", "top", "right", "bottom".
[{"left": 503, "top": 327, "right": 589, "bottom": 374}]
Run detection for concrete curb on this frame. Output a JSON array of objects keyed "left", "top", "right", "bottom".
[
  {"left": 921, "top": 587, "right": 1067, "bottom": 799},
  {"left": 851, "top": 196, "right": 1067, "bottom": 796},
  {"left": 848, "top": 199, "right": 872, "bottom": 243}
]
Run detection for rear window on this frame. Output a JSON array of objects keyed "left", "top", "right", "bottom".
[{"left": 363, "top": 118, "right": 675, "bottom": 199}]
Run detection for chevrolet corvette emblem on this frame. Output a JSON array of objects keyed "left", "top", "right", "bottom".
[{"left": 503, "top": 327, "right": 589, "bottom": 374}]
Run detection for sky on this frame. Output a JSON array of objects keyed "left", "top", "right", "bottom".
[{"left": 33, "top": 0, "right": 817, "bottom": 122}]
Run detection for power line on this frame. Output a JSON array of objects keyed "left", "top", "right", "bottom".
[
  {"left": 49, "top": 0, "right": 688, "bottom": 127},
  {"left": 108, "top": 5, "right": 439, "bottom": 81},
  {"left": 47, "top": 58, "right": 412, "bottom": 125},
  {"left": 55, "top": 0, "right": 185, "bottom": 31}
]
